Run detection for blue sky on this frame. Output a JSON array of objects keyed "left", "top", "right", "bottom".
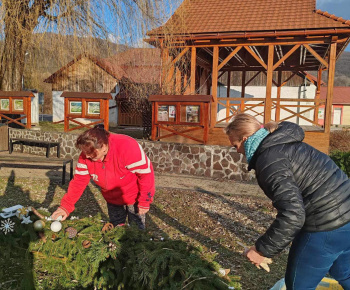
[
  {"left": 152, "top": 0, "right": 350, "bottom": 51},
  {"left": 315, "top": 0, "right": 350, "bottom": 51},
  {"left": 105, "top": 0, "right": 350, "bottom": 51}
]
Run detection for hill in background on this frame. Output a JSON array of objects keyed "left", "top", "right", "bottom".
[
  {"left": 333, "top": 51, "right": 350, "bottom": 86},
  {"left": 21, "top": 34, "right": 350, "bottom": 113},
  {"left": 23, "top": 33, "right": 128, "bottom": 113}
]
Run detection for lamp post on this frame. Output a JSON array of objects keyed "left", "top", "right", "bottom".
[{"left": 22, "top": 52, "right": 29, "bottom": 90}]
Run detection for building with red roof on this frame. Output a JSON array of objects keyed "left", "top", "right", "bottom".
[
  {"left": 318, "top": 86, "right": 350, "bottom": 126},
  {"left": 44, "top": 48, "right": 161, "bottom": 127},
  {"left": 146, "top": 0, "right": 350, "bottom": 153}
]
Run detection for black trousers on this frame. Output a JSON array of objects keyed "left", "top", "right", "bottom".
[{"left": 107, "top": 202, "right": 146, "bottom": 230}]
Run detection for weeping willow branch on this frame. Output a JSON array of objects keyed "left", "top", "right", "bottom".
[{"left": 0, "top": 0, "right": 182, "bottom": 91}]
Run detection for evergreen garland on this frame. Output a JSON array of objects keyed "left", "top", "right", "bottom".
[{"left": 0, "top": 213, "right": 241, "bottom": 289}]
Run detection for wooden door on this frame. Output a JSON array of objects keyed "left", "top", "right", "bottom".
[{"left": 0, "top": 124, "right": 8, "bottom": 151}]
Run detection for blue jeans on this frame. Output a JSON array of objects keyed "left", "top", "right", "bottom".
[{"left": 285, "top": 221, "right": 350, "bottom": 290}]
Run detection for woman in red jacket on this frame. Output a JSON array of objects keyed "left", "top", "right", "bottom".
[{"left": 52, "top": 126, "right": 155, "bottom": 230}]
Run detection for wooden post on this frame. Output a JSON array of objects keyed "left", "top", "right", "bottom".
[
  {"left": 226, "top": 71, "right": 231, "bottom": 121},
  {"left": 184, "top": 73, "right": 191, "bottom": 95},
  {"left": 211, "top": 46, "right": 219, "bottom": 128},
  {"left": 264, "top": 45, "right": 274, "bottom": 123},
  {"left": 240, "top": 70, "right": 246, "bottom": 112},
  {"left": 175, "top": 67, "right": 181, "bottom": 94},
  {"left": 203, "top": 102, "right": 209, "bottom": 143},
  {"left": 190, "top": 47, "right": 196, "bottom": 94},
  {"left": 104, "top": 100, "right": 109, "bottom": 131},
  {"left": 64, "top": 98, "right": 69, "bottom": 132},
  {"left": 314, "top": 68, "right": 322, "bottom": 124},
  {"left": 206, "top": 69, "right": 211, "bottom": 95},
  {"left": 324, "top": 43, "right": 337, "bottom": 134},
  {"left": 275, "top": 71, "right": 282, "bottom": 121},
  {"left": 161, "top": 48, "right": 174, "bottom": 94},
  {"left": 160, "top": 44, "right": 167, "bottom": 94},
  {"left": 25, "top": 97, "right": 32, "bottom": 129},
  {"left": 167, "top": 55, "right": 175, "bottom": 94},
  {"left": 151, "top": 102, "right": 156, "bottom": 140}
]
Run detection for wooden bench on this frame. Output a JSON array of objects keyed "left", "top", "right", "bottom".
[
  {"left": 9, "top": 138, "right": 60, "bottom": 158},
  {"left": 0, "top": 156, "right": 73, "bottom": 184}
]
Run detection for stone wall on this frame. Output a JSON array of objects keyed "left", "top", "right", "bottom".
[
  {"left": 141, "top": 141, "right": 253, "bottom": 181},
  {"left": 9, "top": 129, "right": 254, "bottom": 181},
  {"left": 9, "top": 129, "right": 80, "bottom": 160}
]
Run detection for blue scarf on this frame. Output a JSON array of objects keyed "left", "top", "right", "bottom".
[{"left": 244, "top": 128, "right": 269, "bottom": 164}]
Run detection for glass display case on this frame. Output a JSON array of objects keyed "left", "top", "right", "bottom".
[
  {"left": 0, "top": 91, "right": 35, "bottom": 129},
  {"left": 149, "top": 95, "right": 212, "bottom": 144},
  {"left": 61, "top": 92, "right": 112, "bottom": 132}
]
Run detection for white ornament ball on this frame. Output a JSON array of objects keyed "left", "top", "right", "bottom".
[{"left": 51, "top": 221, "right": 62, "bottom": 233}]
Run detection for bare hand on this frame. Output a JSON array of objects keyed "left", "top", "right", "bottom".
[
  {"left": 245, "top": 246, "right": 273, "bottom": 272},
  {"left": 51, "top": 207, "right": 69, "bottom": 221},
  {"left": 138, "top": 207, "right": 149, "bottom": 215}
]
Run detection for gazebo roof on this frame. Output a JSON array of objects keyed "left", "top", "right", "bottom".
[
  {"left": 148, "top": 0, "right": 350, "bottom": 37},
  {"left": 146, "top": 0, "right": 350, "bottom": 73}
]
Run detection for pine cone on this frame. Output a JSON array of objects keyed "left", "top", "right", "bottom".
[
  {"left": 102, "top": 223, "right": 114, "bottom": 233},
  {"left": 82, "top": 240, "right": 92, "bottom": 249},
  {"left": 65, "top": 227, "right": 78, "bottom": 239}
]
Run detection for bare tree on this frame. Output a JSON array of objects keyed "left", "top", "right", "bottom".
[{"left": 0, "top": 0, "right": 175, "bottom": 91}]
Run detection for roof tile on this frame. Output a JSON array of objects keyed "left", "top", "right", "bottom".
[
  {"left": 149, "top": 0, "right": 350, "bottom": 36},
  {"left": 320, "top": 87, "right": 350, "bottom": 105},
  {"left": 44, "top": 49, "right": 161, "bottom": 85}
]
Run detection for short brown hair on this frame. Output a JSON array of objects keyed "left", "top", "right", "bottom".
[{"left": 76, "top": 125, "right": 110, "bottom": 157}]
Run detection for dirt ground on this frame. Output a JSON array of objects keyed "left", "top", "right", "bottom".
[{"left": 0, "top": 150, "right": 288, "bottom": 290}]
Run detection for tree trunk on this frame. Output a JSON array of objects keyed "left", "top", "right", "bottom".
[{"left": 0, "top": 2, "right": 36, "bottom": 91}]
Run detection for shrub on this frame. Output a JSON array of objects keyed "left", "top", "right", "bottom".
[
  {"left": 330, "top": 130, "right": 350, "bottom": 152},
  {"left": 330, "top": 151, "right": 350, "bottom": 177}
]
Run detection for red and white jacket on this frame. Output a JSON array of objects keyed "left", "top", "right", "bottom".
[{"left": 60, "top": 134, "right": 155, "bottom": 215}]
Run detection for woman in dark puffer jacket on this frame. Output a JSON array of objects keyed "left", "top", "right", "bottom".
[{"left": 226, "top": 113, "right": 350, "bottom": 290}]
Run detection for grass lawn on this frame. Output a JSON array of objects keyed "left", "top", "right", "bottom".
[{"left": 0, "top": 174, "right": 287, "bottom": 289}]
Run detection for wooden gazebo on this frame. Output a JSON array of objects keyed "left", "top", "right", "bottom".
[{"left": 146, "top": 0, "right": 350, "bottom": 153}]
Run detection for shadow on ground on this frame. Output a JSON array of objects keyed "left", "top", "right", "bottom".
[{"left": 0, "top": 170, "right": 108, "bottom": 288}]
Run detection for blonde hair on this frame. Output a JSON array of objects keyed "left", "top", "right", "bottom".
[{"left": 225, "top": 113, "right": 279, "bottom": 141}]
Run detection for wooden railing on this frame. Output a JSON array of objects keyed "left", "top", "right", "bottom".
[
  {"left": 271, "top": 98, "right": 326, "bottom": 126},
  {"left": 217, "top": 97, "right": 265, "bottom": 124},
  {"left": 216, "top": 97, "right": 326, "bottom": 127}
]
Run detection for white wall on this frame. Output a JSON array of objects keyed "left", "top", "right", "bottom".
[
  {"left": 22, "top": 92, "right": 39, "bottom": 125},
  {"left": 109, "top": 86, "right": 119, "bottom": 127},
  {"left": 216, "top": 84, "right": 317, "bottom": 125},
  {"left": 52, "top": 91, "right": 64, "bottom": 123},
  {"left": 52, "top": 89, "right": 119, "bottom": 127},
  {"left": 31, "top": 92, "right": 39, "bottom": 124}
]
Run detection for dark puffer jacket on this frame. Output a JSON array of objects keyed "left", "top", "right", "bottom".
[{"left": 249, "top": 121, "right": 350, "bottom": 258}]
